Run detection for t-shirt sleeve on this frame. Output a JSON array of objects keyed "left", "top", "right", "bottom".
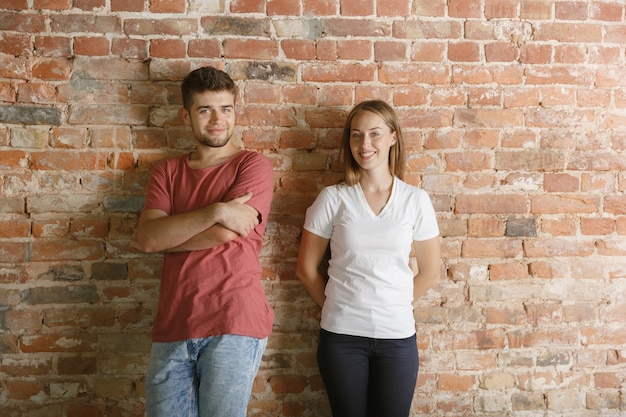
[
  {"left": 303, "top": 187, "right": 336, "bottom": 239},
  {"left": 413, "top": 189, "right": 440, "bottom": 241},
  {"left": 224, "top": 152, "right": 274, "bottom": 225},
  {"left": 142, "top": 162, "right": 172, "bottom": 214}
]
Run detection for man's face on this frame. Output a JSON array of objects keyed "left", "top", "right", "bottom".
[{"left": 181, "top": 90, "right": 236, "bottom": 148}]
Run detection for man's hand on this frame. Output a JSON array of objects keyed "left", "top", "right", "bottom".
[{"left": 215, "top": 192, "right": 260, "bottom": 237}]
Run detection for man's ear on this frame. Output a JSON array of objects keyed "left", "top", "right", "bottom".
[{"left": 180, "top": 107, "right": 191, "bottom": 125}]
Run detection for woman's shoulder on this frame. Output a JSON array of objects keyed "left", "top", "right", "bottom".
[
  {"left": 395, "top": 177, "right": 425, "bottom": 193},
  {"left": 394, "top": 177, "right": 433, "bottom": 203}
]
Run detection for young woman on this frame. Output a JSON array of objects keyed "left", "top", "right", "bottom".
[{"left": 296, "top": 100, "right": 441, "bottom": 417}]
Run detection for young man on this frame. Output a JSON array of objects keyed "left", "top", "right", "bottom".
[{"left": 131, "top": 66, "right": 274, "bottom": 417}]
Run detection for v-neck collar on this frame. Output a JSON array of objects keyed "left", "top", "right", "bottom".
[{"left": 355, "top": 177, "right": 396, "bottom": 219}]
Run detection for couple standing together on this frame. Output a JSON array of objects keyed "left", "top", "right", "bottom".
[{"left": 131, "top": 66, "right": 441, "bottom": 417}]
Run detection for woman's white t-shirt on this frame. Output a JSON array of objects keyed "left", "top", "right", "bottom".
[{"left": 303, "top": 177, "right": 440, "bottom": 339}]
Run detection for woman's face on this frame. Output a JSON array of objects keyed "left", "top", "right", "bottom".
[{"left": 349, "top": 110, "right": 397, "bottom": 172}]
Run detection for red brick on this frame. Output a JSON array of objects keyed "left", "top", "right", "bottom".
[
  {"left": 269, "top": 375, "right": 306, "bottom": 393},
  {"left": 20, "top": 334, "right": 98, "bottom": 353},
  {"left": 17, "top": 82, "right": 56, "bottom": 104},
  {"left": 534, "top": 22, "right": 603, "bottom": 43},
  {"left": 34, "top": 0, "right": 71, "bottom": 9},
  {"left": 544, "top": 173, "right": 579, "bottom": 192},
  {"left": 150, "top": 38, "right": 186, "bottom": 58},
  {"left": 378, "top": 0, "right": 408, "bottom": 15},
  {"left": 413, "top": 0, "right": 445, "bottom": 16},
  {"left": 531, "top": 194, "right": 600, "bottom": 214},
  {"left": 485, "top": 42, "right": 519, "bottom": 62},
  {"left": 525, "top": 239, "right": 596, "bottom": 258},
  {"left": 521, "top": 0, "right": 553, "bottom": 19},
  {"left": 448, "top": 42, "right": 480, "bottom": 62},
  {"left": 31, "top": 152, "right": 107, "bottom": 171},
  {"left": 185, "top": 39, "right": 219, "bottom": 58},
  {"left": 555, "top": 1, "right": 588, "bottom": 20},
  {"left": 520, "top": 44, "right": 552, "bottom": 64},
  {"left": 438, "top": 374, "right": 476, "bottom": 391},
  {"left": 30, "top": 239, "right": 104, "bottom": 261},
  {"left": 485, "top": 0, "right": 518, "bottom": 18},
  {"left": 67, "top": 404, "right": 105, "bottom": 417},
  {"left": 448, "top": 0, "right": 481, "bottom": 17},
  {"left": 224, "top": 39, "right": 278, "bottom": 59},
  {"left": 583, "top": 326, "right": 626, "bottom": 345},
  {"left": 577, "top": 88, "right": 611, "bottom": 107},
  {"left": 267, "top": 0, "right": 299, "bottom": 15},
  {"left": 230, "top": 0, "right": 264, "bottom": 13},
  {"left": 439, "top": 329, "right": 506, "bottom": 350},
  {"left": 31, "top": 58, "right": 72, "bottom": 80},
  {"left": 379, "top": 63, "right": 449, "bottom": 84},
  {"left": 462, "top": 239, "right": 523, "bottom": 258},
  {"left": 588, "top": 45, "right": 621, "bottom": 65},
  {"left": 5, "top": 380, "right": 45, "bottom": 400},
  {"left": 318, "top": 85, "right": 352, "bottom": 107},
  {"left": 74, "top": 0, "right": 104, "bottom": 9},
  {"left": 302, "top": 63, "right": 375, "bottom": 82},
  {"left": 0, "top": 33, "right": 31, "bottom": 56},
  {"left": 69, "top": 217, "right": 109, "bottom": 238},
  {"left": 541, "top": 218, "right": 577, "bottom": 236},
  {"left": 337, "top": 40, "right": 372, "bottom": 60},
  {"left": 281, "top": 85, "right": 317, "bottom": 105},
  {"left": 411, "top": 42, "right": 445, "bottom": 62},
  {"left": 495, "top": 150, "right": 566, "bottom": 172},
  {"left": 554, "top": 44, "right": 586, "bottom": 64},
  {"left": 124, "top": 18, "right": 196, "bottom": 36},
  {"left": 281, "top": 39, "right": 316, "bottom": 60},
  {"left": 393, "top": 86, "right": 428, "bottom": 106},
  {"left": 149, "top": 0, "right": 185, "bottom": 13},
  {"left": 465, "top": 217, "right": 503, "bottom": 238},
  {"left": 374, "top": 41, "right": 406, "bottom": 61},
  {"left": 508, "top": 329, "right": 579, "bottom": 348},
  {"left": 446, "top": 152, "right": 491, "bottom": 171},
  {"left": 244, "top": 84, "right": 281, "bottom": 104},
  {"left": 73, "top": 36, "right": 109, "bottom": 56},
  {"left": 0, "top": 0, "right": 28, "bottom": 9},
  {"left": 112, "top": 38, "right": 148, "bottom": 60},
  {"left": 340, "top": 0, "right": 373, "bottom": 15},
  {"left": 33, "top": 218, "right": 70, "bottom": 238},
  {"left": 304, "top": 0, "right": 335, "bottom": 14},
  {"left": 591, "top": 2, "right": 623, "bottom": 21},
  {"left": 111, "top": 0, "right": 143, "bottom": 11},
  {"left": 486, "top": 307, "right": 527, "bottom": 324}
]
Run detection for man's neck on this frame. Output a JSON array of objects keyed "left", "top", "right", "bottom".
[{"left": 188, "top": 142, "right": 241, "bottom": 169}]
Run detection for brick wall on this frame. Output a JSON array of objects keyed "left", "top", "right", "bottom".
[{"left": 1, "top": 0, "right": 625, "bottom": 416}]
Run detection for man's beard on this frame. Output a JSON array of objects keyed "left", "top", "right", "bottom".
[{"left": 196, "top": 131, "right": 231, "bottom": 148}]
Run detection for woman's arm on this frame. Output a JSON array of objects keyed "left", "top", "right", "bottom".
[
  {"left": 296, "top": 229, "right": 330, "bottom": 307},
  {"left": 412, "top": 236, "right": 441, "bottom": 301}
]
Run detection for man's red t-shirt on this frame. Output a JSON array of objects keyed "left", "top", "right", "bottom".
[{"left": 142, "top": 150, "right": 274, "bottom": 342}]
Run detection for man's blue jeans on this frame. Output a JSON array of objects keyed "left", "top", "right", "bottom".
[{"left": 145, "top": 335, "right": 267, "bottom": 417}]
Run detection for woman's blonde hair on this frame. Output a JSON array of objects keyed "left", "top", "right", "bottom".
[{"left": 340, "top": 100, "right": 406, "bottom": 186}]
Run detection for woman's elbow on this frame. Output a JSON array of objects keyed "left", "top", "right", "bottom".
[{"left": 295, "top": 261, "right": 315, "bottom": 285}]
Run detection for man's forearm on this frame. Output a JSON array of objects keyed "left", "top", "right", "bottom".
[{"left": 165, "top": 224, "right": 239, "bottom": 252}]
